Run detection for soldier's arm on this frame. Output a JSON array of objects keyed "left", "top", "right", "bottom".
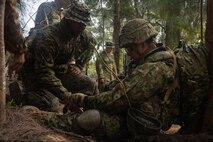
[
  {"left": 34, "top": 36, "right": 70, "bottom": 102},
  {"left": 4, "top": 0, "right": 27, "bottom": 54},
  {"left": 75, "top": 47, "right": 94, "bottom": 70},
  {"left": 69, "top": 62, "right": 174, "bottom": 113},
  {"left": 75, "top": 31, "right": 96, "bottom": 70}
]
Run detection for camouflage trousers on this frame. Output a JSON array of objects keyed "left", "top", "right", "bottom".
[
  {"left": 46, "top": 110, "right": 128, "bottom": 139},
  {"left": 22, "top": 73, "right": 98, "bottom": 112}
]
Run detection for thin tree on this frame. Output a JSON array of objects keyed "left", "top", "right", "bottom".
[
  {"left": 113, "top": 0, "right": 120, "bottom": 74},
  {"left": 165, "top": 18, "right": 174, "bottom": 48},
  {"left": 0, "top": 0, "right": 6, "bottom": 124},
  {"left": 134, "top": 0, "right": 141, "bottom": 18},
  {"left": 202, "top": 0, "right": 213, "bottom": 132}
]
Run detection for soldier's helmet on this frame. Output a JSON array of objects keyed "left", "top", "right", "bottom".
[
  {"left": 119, "top": 18, "right": 158, "bottom": 48},
  {"left": 105, "top": 41, "right": 114, "bottom": 48},
  {"left": 64, "top": 0, "right": 91, "bottom": 26}
]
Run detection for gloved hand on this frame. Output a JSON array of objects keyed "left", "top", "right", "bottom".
[
  {"left": 63, "top": 92, "right": 87, "bottom": 114},
  {"left": 63, "top": 93, "right": 87, "bottom": 112},
  {"left": 69, "top": 64, "right": 81, "bottom": 76}
]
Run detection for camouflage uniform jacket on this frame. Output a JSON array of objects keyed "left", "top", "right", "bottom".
[
  {"left": 23, "top": 22, "right": 94, "bottom": 101},
  {"left": 96, "top": 50, "right": 116, "bottom": 81},
  {"left": 72, "top": 30, "right": 96, "bottom": 70},
  {"left": 31, "top": 2, "right": 95, "bottom": 69},
  {"left": 4, "top": 0, "right": 27, "bottom": 54},
  {"left": 71, "top": 46, "right": 180, "bottom": 129}
]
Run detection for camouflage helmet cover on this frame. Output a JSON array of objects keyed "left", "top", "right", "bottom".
[
  {"left": 119, "top": 18, "right": 158, "bottom": 48},
  {"left": 64, "top": 1, "right": 91, "bottom": 25}
]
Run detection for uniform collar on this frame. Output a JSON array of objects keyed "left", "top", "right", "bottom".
[{"left": 137, "top": 44, "right": 165, "bottom": 65}]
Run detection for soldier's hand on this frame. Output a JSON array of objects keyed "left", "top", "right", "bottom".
[
  {"left": 10, "top": 53, "right": 25, "bottom": 70},
  {"left": 69, "top": 65, "right": 81, "bottom": 76},
  {"left": 63, "top": 103, "right": 83, "bottom": 114}
]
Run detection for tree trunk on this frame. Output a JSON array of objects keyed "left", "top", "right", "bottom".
[
  {"left": 0, "top": 0, "right": 6, "bottom": 124},
  {"left": 134, "top": 0, "right": 141, "bottom": 18},
  {"left": 165, "top": 18, "right": 174, "bottom": 48},
  {"left": 202, "top": 0, "right": 213, "bottom": 132},
  {"left": 113, "top": 0, "right": 120, "bottom": 74}
]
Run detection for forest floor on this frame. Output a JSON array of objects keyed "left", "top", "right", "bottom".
[
  {"left": 0, "top": 107, "right": 95, "bottom": 142},
  {"left": 1, "top": 73, "right": 95, "bottom": 142}
]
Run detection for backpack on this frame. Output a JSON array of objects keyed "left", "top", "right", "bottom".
[{"left": 174, "top": 45, "right": 209, "bottom": 124}]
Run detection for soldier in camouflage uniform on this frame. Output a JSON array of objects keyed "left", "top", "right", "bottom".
[
  {"left": 5, "top": 0, "right": 27, "bottom": 70},
  {"left": 21, "top": 1, "right": 97, "bottom": 112},
  {"left": 28, "top": 0, "right": 96, "bottom": 74},
  {"left": 95, "top": 41, "right": 117, "bottom": 91},
  {"left": 46, "top": 19, "right": 180, "bottom": 140}
]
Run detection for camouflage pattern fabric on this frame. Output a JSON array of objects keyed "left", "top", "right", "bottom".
[
  {"left": 23, "top": 72, "right": 98, "bottom": 112},
  {"left": 26, "top": 1, "right": 63, "bottom": 49},
  {"left": 26, "top": 29, "right": 96, "bottom": 70},
  {"left": 28, "top": 1, "right": 95, "bottom": 70},
  {"left": 21, "top": 21, "right": 97, "bottom": 112},
  {"left": 4, "top": 0, "right": 27, "bottom": 54},
  {"left": 174, "top": 45, "right": 209, "bottom": 131},
  {"left": 47, "top": 46, "right": 180, "bottom": 139},
  {"left": 61, "top": 73, "right": 98, "bottom": 95},
  {"left": 119, "top": 19, "right": 158, "bottom": 48},
  {"left": 23, "top": 89, "right": 61, "bottom": 112},
  {"left": 34, "top": 1, "right": 62, "bottom": 29},
  {"left": 74, "top": 30, "right": 96, "bottom": 70},
  {"left": 96, "top": 50, "right": 116, "bottom": 81},
  {"left": 46, "top": 110, "right": 127, "bottom": 139},
  {"left": 64, "top": 0, "right": 91, "bottom": 26},
  {"left": 46, "top": 112, "right": 79, "bottom": 132}
]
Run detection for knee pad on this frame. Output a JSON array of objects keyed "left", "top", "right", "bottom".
[
  {"left": 72, "top": 109, "right": 101, "bottom": 135},
  {"left": 77, "top": 109, "right": 101, "bottom": 131}
]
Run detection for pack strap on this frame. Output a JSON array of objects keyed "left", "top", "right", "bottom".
[
  {"left": 163, "top": 50, "right": 178, "bottom": 103},
  {"left": 44, "top": 9, "right": 49, "bottom": 26}
]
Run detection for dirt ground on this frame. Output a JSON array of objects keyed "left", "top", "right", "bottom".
[{"left": 0, "top": 107, "right": 94, "bottom": 142}]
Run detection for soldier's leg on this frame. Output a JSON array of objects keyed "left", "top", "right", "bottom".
[
  {"left": 46, "top": 109, "right": 128, "bottom": 139},
  {"left": 24, "top": 89, "right": 61, "bottom": 112},
  {"left": 61, "top": 73, "right": 98, "bottom": 96},
  {"left": 94, "top": 111, "right": 128, "bottom": 139}
]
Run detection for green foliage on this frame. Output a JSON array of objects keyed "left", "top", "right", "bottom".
[
  {"left": 85, "top": 0, "right": 205, "bottom": 73},
  {"left": 120, "top": 0, "right": 135, "bottom": 21}
]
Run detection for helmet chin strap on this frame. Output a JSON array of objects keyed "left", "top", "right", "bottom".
[
  {"left": 136, "top": 43, "right": 147, "bottom": 57},
  {"left": 134, "top": 42, "right": 157, "bottom": 60},
  {"left": 142, "top": 43, "right": 157, "bottom": 56}
]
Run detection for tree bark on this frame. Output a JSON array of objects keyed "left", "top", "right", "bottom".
[
  {"left": 134, "top": 0, "right": 141, "bottom": 18},
  {"left": 113, "top": 0, "right": 120, "bottom": 74},
  {"left": 0, "top": 0, "right": 6, "bottom": 124},
  {"left": 165, "top": 18, "right": 174, "bottom": 48},
  {"left": 202, "top": 0, "right": 213, "bottom": 132}
]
